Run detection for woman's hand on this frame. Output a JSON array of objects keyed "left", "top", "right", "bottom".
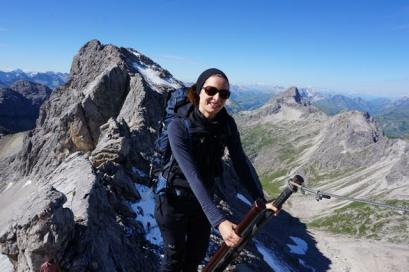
[
  {"left": 218, "top": 220, "right": 241, "bottom": 247},
  {"left": 265, "top": 202, "right": 280, "bottom": 215}
]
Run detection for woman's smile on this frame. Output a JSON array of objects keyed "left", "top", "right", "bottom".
[{"left": 208, "top": 99, "right": 222, "bottom": 110}]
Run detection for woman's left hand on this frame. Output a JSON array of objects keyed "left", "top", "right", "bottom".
[{"left": 265, "top": 202, "right": 280, "bottom": 215}]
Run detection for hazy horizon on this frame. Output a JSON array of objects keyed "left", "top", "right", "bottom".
[{"left": 1, "top": 67, "right": 407, "bottom": 99}]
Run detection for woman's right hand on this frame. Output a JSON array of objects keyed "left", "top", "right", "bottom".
[{"left": 218, "top": 220, "right": 241, "bottom": 247}]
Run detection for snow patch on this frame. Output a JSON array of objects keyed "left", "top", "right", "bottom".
[
  {"left": 287, "top": 236, "right": 308, "bottom": 255},
  {"left": 132, "top": 184, "right": 162, "bottom": 246},
  {"left": 254, "top": 240, "right": 291, "bottom": 272},
  {"left": 131, "top": 50, "right": 141, "bottom": 57},
  {"left": 22, "top": 179, "right": 32, "bottom": 188},
  {"left": 3, "top": 182, "right": 13, "bottom": 192},
  {"left": 236, "top": 193, "right": 251, "bottom": 206},
  {"left": 287, "top": 235, "right": 315, "bottom": 270},
  {"left": 0, "top": 254, "right": 13, "bottom": 272},
  {"left": 132, "top": 62, "right": 181, "bottom": 90}
]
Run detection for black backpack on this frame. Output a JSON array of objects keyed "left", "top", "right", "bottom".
[{"left": 149, "top": 87, "right": 190, "bottom": 185}]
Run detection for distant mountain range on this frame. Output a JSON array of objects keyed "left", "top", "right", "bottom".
[
  {"left": 0, "top": 69, "right": 69, "bottom": 89},
  {"left": 309, "top": 94, "right": 409, "bottom": 138},
  {"left": 0, "top": 69, "right": 69, "bottom": 134},
  {"left": 312, "top": 94, "right": 390, "bottom": 115},
  {"left": 0, "top": 80, "right": 52, "bottom": 134},
  {"left": 227, "top": 87, "right": 409, "bottom": 138}
]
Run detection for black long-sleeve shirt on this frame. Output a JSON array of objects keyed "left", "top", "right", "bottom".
[{"left": 167, "top": 107, "right": 265, "bottom": 227}]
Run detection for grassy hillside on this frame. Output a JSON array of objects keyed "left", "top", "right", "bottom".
[{"left": 308, "top": 200, "right": 409, "bottom": 243}]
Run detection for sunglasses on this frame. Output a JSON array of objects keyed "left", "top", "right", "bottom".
[{"left": 202, "top": 86, "right": 231, "bottom": 99}]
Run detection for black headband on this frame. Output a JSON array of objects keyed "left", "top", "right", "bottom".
[{"left": 195, "top": 68, "right": 229, "bottom": 95}]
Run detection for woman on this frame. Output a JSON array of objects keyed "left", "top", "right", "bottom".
[{"left": 155, "top": 68, "right": 277, "bottom": 272}]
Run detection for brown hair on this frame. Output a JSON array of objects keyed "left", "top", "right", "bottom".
[{"left": 187, "top": 84, "right": 200, "bottom": 106}]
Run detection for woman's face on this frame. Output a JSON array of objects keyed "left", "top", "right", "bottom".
[{"left": 198, "top": 75, "right": 229, "bottom": 119}]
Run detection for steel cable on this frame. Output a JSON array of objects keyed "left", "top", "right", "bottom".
[{"left": 289, "top": 181, "right": 409, "bottom": 215}]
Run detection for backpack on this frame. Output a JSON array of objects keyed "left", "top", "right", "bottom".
[{"left": 148, "top": 87, "right": 190, "bottom": 185}]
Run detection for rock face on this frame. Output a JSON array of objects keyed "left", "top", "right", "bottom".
[
  {"left": 17, "top": 40, "right": 179, "bottom": 179},
  {"left": 0, "top": 80, "right": 52, "bottom": 133},
  {"left": 0, "top": 40, "right": 183, "bottom": 271},
  {"left": 0, "top": 188, "right": 74, "bottom": 271}
]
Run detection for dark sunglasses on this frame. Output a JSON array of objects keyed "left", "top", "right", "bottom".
[{"left": 202, "top": 86, "right": 231, "bottom": 99}]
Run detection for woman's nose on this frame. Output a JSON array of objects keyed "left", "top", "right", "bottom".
[{"left": 213, "top": 92, "right": 222, "bottom": 101}]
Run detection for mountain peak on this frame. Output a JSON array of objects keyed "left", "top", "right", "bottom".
[
  {"left": 264, "top": 86, "right": 303, "bottom": 106},
  {"left": 237, "top": 86, "right": 323, "bottom": 124},
  {"left": 276, "top": 86, "right": 302, "bottom": 103},
  {"left": 71, "top": 39, "right": 182, "bottom": 92}
]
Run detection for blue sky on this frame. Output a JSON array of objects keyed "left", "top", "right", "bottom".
[{"left": 0, "top": 0, "right": 408, "bottom": 96}]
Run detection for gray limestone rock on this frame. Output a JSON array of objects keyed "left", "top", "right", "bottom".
[
  {"left": 90, "top": 118, "right": 132, "bottom": 168},
  {"left": 0, "top": 187, "right": 74, "bottom": 272},
  {"left": 0, "top": 40, "right": 180, "bottom": 271}
]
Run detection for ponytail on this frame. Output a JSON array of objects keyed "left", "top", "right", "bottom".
[{"left": 187, "top": 84, "right": 200, "bottom": 106}]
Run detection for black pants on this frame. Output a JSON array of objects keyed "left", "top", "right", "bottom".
[{"left": 155, "top": 189, "right": 211, "bottom": 272}]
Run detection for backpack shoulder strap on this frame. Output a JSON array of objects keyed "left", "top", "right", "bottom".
[
  {"left": 163, "top": 116, "right": 192, "bottom": 189},
  {"left": 182, "top": 117, "right": 193, "bottom": 147},
  {"left": 225, "top": 117, "right": 233, "bottom": 139}
]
